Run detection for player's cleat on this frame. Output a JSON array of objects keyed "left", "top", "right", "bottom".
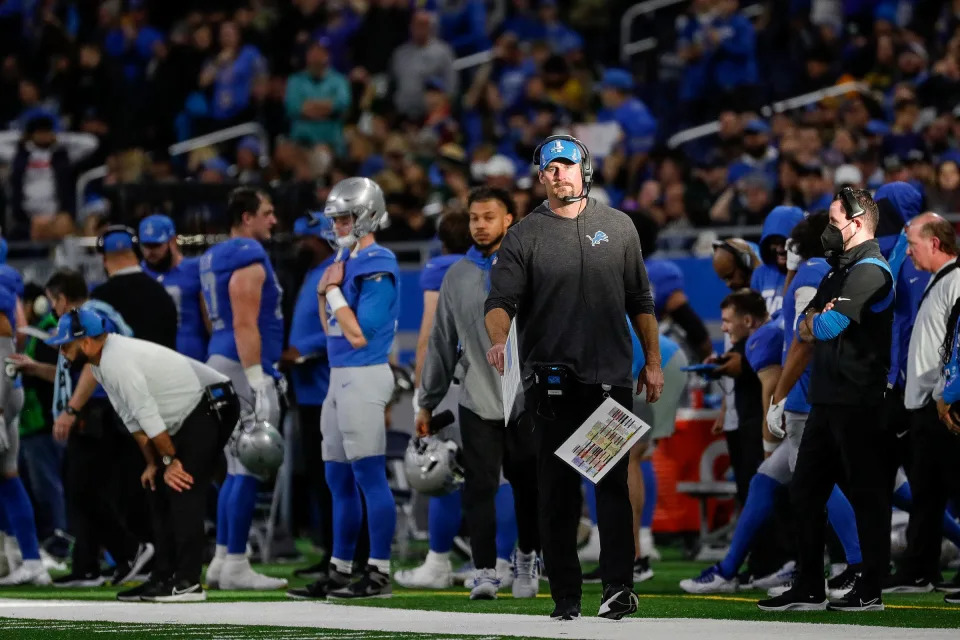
[
  {"left": 597, "top": 584, "right": 638, "bottom": 620},
  {"left": 827, "top": 564, "right": 860, "bottom": 600},
  {"left": 205, "top": 553, "right": 224, "bottom": 589},
  {"left": 40, "top": 549, "right": 67, "bottom": 573},
  {"left": 511, "top": 551, "right": 541, "bottom": 598},
  {"left": 935, "top": 572, "right": 960, "bottom": 593},
  {"left": 640, "top": 527, "right": 661, "bottom": 562},
  {"left": 327, "top": 566, "right": 392, "bottom": 600},
  {"left": 394, "top": 551, "right": 452, "bottom": 589},
  {"left": 550, "top": 597, "right": 581, "bottom": 621},
  {"left": 468, "top": 568, "right": 500, "bottom": 600},
  {"left": 112, "top": 543, "right": 155, "bottom": 586},
  {"left": 751, "top": 560, "right": 796, "bottom": 591},
  {"left": 143, "top": 580, "right": 207, "bottom": 603},
  {"left": 117, "top": 579, "right": 164, "bottom": 602},
  {"left": 293, "top": 561, "right": 330, "bottom": 580},
  {"left": 287, "top": 567, "right": 352, "bottom": 600},
  {"left": 52, "top": 571, "right": 106, "bottom": 587},
  {"left": 633, "top": 557, "right": 654, "bottom": 584},
  {"left": 827, "top": 578, "right": 883, "bottom": 612},
  {"left": 881, "top": 572, "right": 934, "bottom": 593},
  {"left": 496, "top": 557, "right": 514, "bottom": 589},
  {"left": 218, "top": 556, "right": 288, "bottom": 590},
  {"left": 1, "top": 535, "right": 21, "bottom": 573},
  {"left": 945, "top": 591, "right": 960, "bottom": 605},
  {"left": 757, "top": 588, "right": 828, "bottom": 611},
  {"left": 679, "top": 564, "right": 737, "bottom": 594},
  {"left": 578, "top": 525, "right": 601, "bottom": 563},
  {"left": 0, "top": 560, "right": 52, "bottom": 586}
]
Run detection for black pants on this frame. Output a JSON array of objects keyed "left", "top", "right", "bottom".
[
  {"left": 530, "top": 383, "right": 634, "bottom": 603},
  {"left": 65, "top": 398, "right": 141, "bottom": 575},
  {"left": 148, "top": 393, "right": 240, "bottom": 585},
  {"left": 900, "top": 403, "right": 960, "bottom": 581},
  {"left": 459, "top": 405, "right": 540, "bottom": 570},
  {"left": 879, "top": 385, "right": 913, "bottom": 575},
  {"left": 790, "top": 403, "right": 890, "bottom": 596},
  {"left": 724, "top": 422, "right": 764, "bottom": 508},
  {"left": 299, "top": 404, "right": 333, "bottom": 568}
]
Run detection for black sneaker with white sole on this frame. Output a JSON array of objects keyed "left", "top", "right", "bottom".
[
  {"left": 116, "top": 579, "right": 165, "bottom": 602},
  {"left": 945, "top": 591, "right": 960, "bottom": 605},
  {"left": 633, "top": 557, "right": 654, "bottom": 583},
  {"left": 327, "top": 566, "right": 391, "bottom": 599},
  {"left": 826, "top": 564, "right": 860, "bottom": 599},
  {"left": 142, "top": 580, "right": 206, "bottom": 603},
  {"left": 293, "top": 560, "right": 330, "bottom": 580},
  {"left": 757, "top": 588, "right": 828, "bottom": 611},
  {"left": 112, "top": 543, "right": 155, "bottom": 586},
  {"left": 827, "top": 579, "right": 883, "bottom": 612},
  {"left": 287, "top": 566, "right": 353, "bottom": 600},
  {"left": 550, "top": 598, "right": 581, "bottom": 621},
  {"left": 52, "top": 572, "right": 106, "bottom": 588},
  {"left": 881, "top": 572, "right": 933, "bottom": 594},
  {"left": 597, "top": 584, "right": 638, "bottom": 620},
  {"left": 934, "top": 572, "right": 960, "bottom": 594}
]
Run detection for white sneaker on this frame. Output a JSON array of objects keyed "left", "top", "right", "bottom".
[
  {"left": 679, "top": 565, "right": 738, "bottom": 594},
  {"left": 767, "top": 582, "right": 792, "bottom": 598},
  {"left": 752, "top": 561, "right": 796, "bottom": 590},
  {"left": 206, "top": 549, "right": 226, "bottom": 589},
  {"left": 456, "top": 562, "right": 476, "bottom": 588},
  {"left": 0, "top": 560, "right": 52, "bottom": 586},
  {"left": 394, "top": 551, "right": 453, "bottom": 589},
  {"left": 496, "top": 557, "right": 514, "bottom": 589},
  {"left": 578, "top": 525, "right": 601, "bottom": 563},
  {"left": 468, "top": 568, "right": 500, "bottom": 600},
  {"left": 640, "top": 528, "right": 661, "bottom": 562},
  {"left": 3, "top": 535, "right": 22, "bottom": 572},
  {"left": 0, "top": 537, "right": 8, "bottom": 578},
  {"left": 218, "top": 556, "right": 288, "bottom": 590},
  {"left": 40, "top": 549, "right": 67, "bottom": 573},
  {"left": 511, "top": 551, "right": 541, "bottom": 598}
]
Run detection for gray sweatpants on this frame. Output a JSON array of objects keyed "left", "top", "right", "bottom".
[
  {"left": 321, "top": 364, "right": 394, "bottom": 463},
  {"left": 207, "top": 355, "right": 280, "bottom": 477},
  {"left": 757, "top": 410, "right": 807, "bottom": 484},
  {"left": 634, "top": 349, "right": 689, "bottom": 443}
]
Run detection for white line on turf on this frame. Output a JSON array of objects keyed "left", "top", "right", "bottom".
[{"left": 0, "top": 599, "right": 955, "bottom": 640}]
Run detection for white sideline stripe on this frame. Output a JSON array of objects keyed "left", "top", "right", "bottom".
[{"left": 0, "top": 599, "right": 955, "bottom": 639}]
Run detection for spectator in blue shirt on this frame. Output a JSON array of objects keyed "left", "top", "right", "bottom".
[
  {"left": 597, "top": 69, "right": 657, "bottom": 159},
  {"left": 103, "top": 6, "right": 164, "bottom": 87},
  {"left": 198, "top": 21, "right": 267, "bottom": 124},
  {"left": 535, "top": 0, "right": 582, "bottom": 56},
  {"left": 439, "top": 0, "right": 490, "bottom": 56},
  {"left": 500, "top": 0, "right": 544, "bottom": 42},
  {"left": 285, "top": 39, "right": 351, "bottom": 153},
  {"left": 676, "top": 0, "right": 714, "bottom": 111},
  {"left": 705, "top": 0, "right": 758, "bottom": 111}
]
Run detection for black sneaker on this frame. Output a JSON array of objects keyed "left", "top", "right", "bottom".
[
  {"left": 945, "top": 591, "right": 960, "bottom": 605},
  {"left": 287, "top": 566, "right": 352, "bottom": 600},
  {"left": 934, "top": 572, "right": 960, "bottom": 594},
  {"left": 633, "top": 557, "right": 654, "bottom": 584},
  {"left": 112, "top": 543, "right": 155, "bottom": 586},
  {"left": 582, "top": 566, "right": 602, "bottom": 584},
  {"left": 550, "top": 598, "right": 581, "bottom": 621},
  {"left": 881, "top": 572, "right": 933, "bottom": 594},
  {"left": 827, "top": 578, "right": 883, "bottom": 612},
  {"left": 597, "top": 584, "right": 638, "bottom": 620},
  {"left": 757, "top": 588, "right": 828, "bottom": 611},
  {"left": 142, "top": 579, "right": 206, "bottom": 603},
  {"left": 52, "top": 571, "right": 106, "bottom": 587},
  {"left": 117, "top": 579, "right": 164, "bottom": 602},
  {"left": 327, "top": 566, "right": 391, "bottom": 600},
  {"left": 293, "top": 560, "right": 329, "bottom": 580},
  {"left": 827, "top": 564, "right": 860, "bottom": 600}
]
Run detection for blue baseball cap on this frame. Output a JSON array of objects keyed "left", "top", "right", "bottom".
[
  {"left": 46, "top": 308, "right": 106, "bottom": 346},
  {"left": 865, "top": 119, "right": 890, "bottom": 136},
  {"left": 237, "top": 136, "right": 261, "bottom": 156},
  {"left": 744, "top": 119, "right": 770, "bottom": 135},
  {"left": 138, "top": 214, "right": 175, "bottom": 244},
  {"left": 98, "top": 227, "right": 136, "bottom": 253},
  {"left": 601, "top": 68, "right": 633, "bottom": 91},
  {"left": 296, "top": 214, "right": 337, "bottom": 243},
  {"left": 538, "top": 137, "right": 583, "bottom": 171}
]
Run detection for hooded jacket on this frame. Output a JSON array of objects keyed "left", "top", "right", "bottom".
[{"left": 750, "top": 206, "right": 805, "bottom": 316}]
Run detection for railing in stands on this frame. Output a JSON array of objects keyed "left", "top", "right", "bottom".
[
  {"left": 74, "top": 122, "right": 270, "bottom": 216},
  {"left": 620, "top": 0, "right": 685, "bottom": 64}
]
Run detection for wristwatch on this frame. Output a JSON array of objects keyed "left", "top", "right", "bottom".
[
  {"left": 65, "top": 406, "right": 79, "bottom": 417},
  {"left": 162, "top": 455, "right": 177, "bottom": 467}
]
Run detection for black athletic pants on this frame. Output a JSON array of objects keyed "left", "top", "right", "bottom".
[
  {"left": 459, "top": 405, "right": 540, "bottom": 570},
  {"left": 148, "top": 393, "right": 240, "bottom": 585},
  {"left": 791, "top": 402, "right": 890, "bottom": 597},
  {"left": 900, "top": 402, "right": 960, "bottom": 582},
  {"left": 65, "top": 398, "right": 141, "bottom": 575},
  {"left": 530, "top": 383, "right": 634, "bottom": 604}
]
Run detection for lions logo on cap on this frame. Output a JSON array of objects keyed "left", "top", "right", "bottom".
[
  {"left": 145, "top": 222, "right": 155, "bottom": 237},
  {"left": 550, "top": 140, "right": 564, "bottom": 154}
]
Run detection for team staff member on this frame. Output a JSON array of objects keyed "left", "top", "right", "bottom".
[
  {"left": 484, "top": 135, "right": 663, "bottom": 621},
  {"left": 934, "top": 280, "right": 960, "bottom": 604},
  {"left": 282, "top": 214, "right": 336, "bottom": 582},
  {"left": 200, "top": 187, "right": 286, "bottom": 591},
  {"left": 759, "top": 188, "right": 894, "bottom": 612},
  {"left": 887, "top": 214, "right": 960, "bottom": 592},
  {"left": 46, "top": 309, "right": 240, "bottom": 602},
  {"left": 139, "top": 214, "right": 210, "bottom": 361},
  {"left": 418, "top": 187, "right": 541, "bottom": 600}
]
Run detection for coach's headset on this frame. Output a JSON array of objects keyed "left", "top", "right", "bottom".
[
  {"left": 837, "top": 186, "right": 866, "bottom": 219},
  {"left": 712, "top": 240, "right": 754, "bottom": 272},
  {"left": 532, "top": 135, "right": 593, "bottom": 203},
  {"left": 95, "top": 224, "right": 140, "bottom": 256}
]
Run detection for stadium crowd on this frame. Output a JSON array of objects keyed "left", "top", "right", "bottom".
[{"left": 0, "top": 0, "right": 958, "bottom": 620}]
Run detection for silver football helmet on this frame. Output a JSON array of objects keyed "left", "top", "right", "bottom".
[
  {"left": 233, "top": 420, "right": 285, "bottom": 477},
  {"left": 403, "top": 436, "right": 465, "bottom": 496},
  {"left": 323, "top": 177, "right": 388, "bottom": 248}
]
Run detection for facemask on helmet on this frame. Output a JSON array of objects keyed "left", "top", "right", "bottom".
[{"left": 403, "top": 436, "right": 464, "bottom": 496}]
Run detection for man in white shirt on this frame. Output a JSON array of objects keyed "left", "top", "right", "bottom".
[
  {"left": 46, "top": 309, "right": 240, "bottom": 603},
  {"left": 888, "top": 213, "right": 960, "bottom": 592}
]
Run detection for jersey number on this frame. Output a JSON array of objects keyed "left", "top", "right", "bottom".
[{"left": 200, "top": 269, "right": 225, "bottom": 331}]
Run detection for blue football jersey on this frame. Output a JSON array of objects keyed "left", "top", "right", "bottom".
[
  {"left": 630, "top": 321, "right": 681, "bottom": 378},
  {"left": 0, "top": 284, "right": 17, "bottom": 330},
  {"left": 750, "top": 264, "right": 786, "bottom": 317},
  {"left": 326, "top": 244, "right": 400, "bottom": 368},
  {"left": 746, "top": 318, "right": 784, "bottom": 374},
  {"left": 782, "top": 258, "right": 830, "bottom": 413},
  {"left": 290, "top": 255, "right": 335, "bottom": 405},
  {"left": 0, "top": 265, "right": 24, "bottom": 298},
  {"left": 645, "top": 258, "right": 684, "bottom": 320},
  {"left": 199, "top": 238, "right": 283, "bottom": 378},
  {"left": 143, "top": 257, "right": 209, "bottom": 361},
  {"left": 420, "top": 253, "right": 465, "bottom": 292}
]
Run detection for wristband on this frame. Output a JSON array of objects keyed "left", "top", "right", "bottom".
[
  {"left": 326, "top": 286, "right": 348, "bottom": 312},
  {"left": 244, "top": 365, "right": 265, "bottom": 388},
  {"left": 763, "top": 439, "right": 780, "bottom": 453}
]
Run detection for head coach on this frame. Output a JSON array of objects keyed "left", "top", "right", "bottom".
[
  {"left": 483, "top": 134, "right": 664, "bottom": 621},
  {"left": 759, "top": 188, "right": 894, "bottom": 613}
]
